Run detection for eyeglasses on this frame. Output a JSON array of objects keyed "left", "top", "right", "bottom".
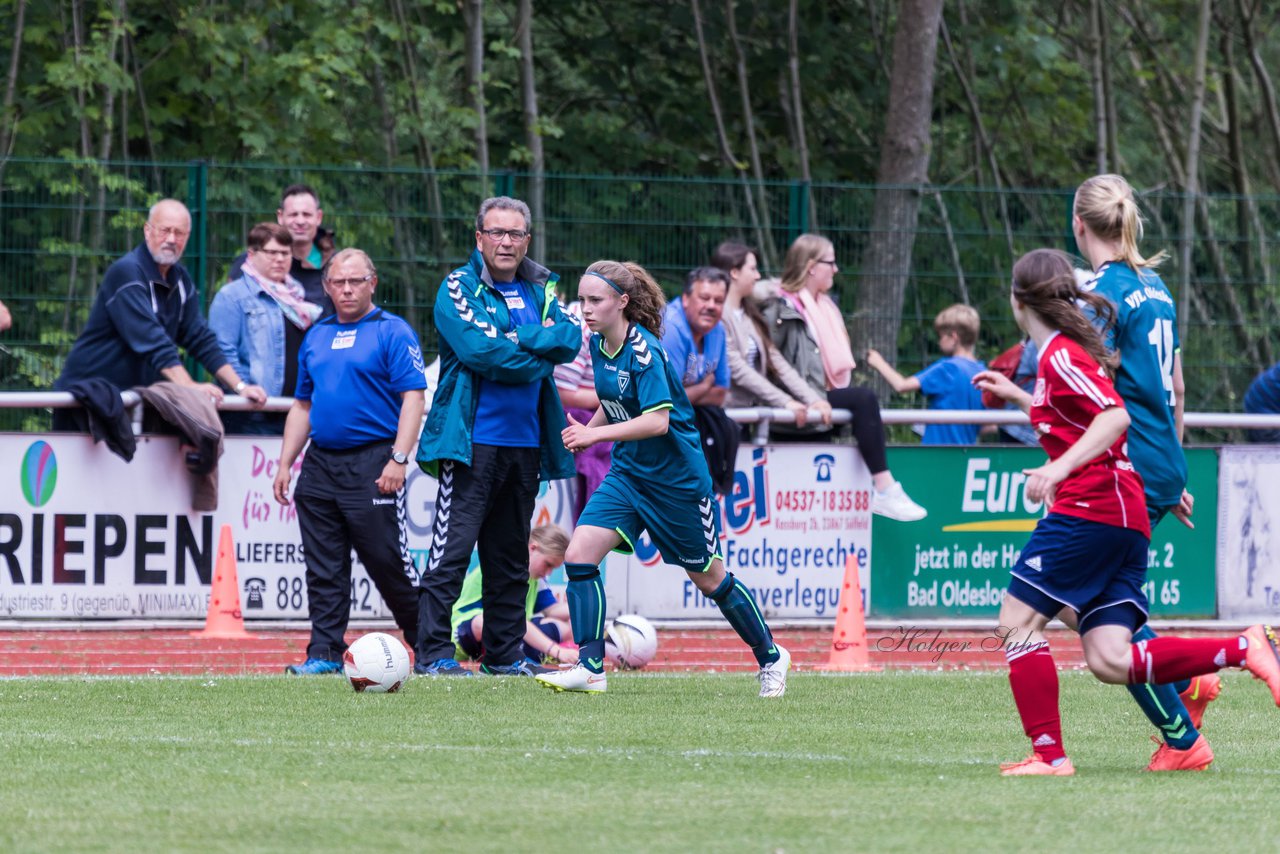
[
  {"left": 147, "top": 224, "right": 190, "bottom": 239},
  {"left": 480, "top": 228, "right": 530, "bottom": 243},
  {"left": 814, "top": 258, "right": 838, "bottom": 267},
  {"left": 327, "top": 274, "right": 374, "bottom": 288},
  {"left": 254, "top": 248, "right": 292, "bottom": 258}
]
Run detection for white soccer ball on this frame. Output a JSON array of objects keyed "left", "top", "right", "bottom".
[
  {"left": 605, "top": 614, "right": 659, "bottom": 670},
  {"left": 343, "top": 632, "right": 411, "bottom": 693}
]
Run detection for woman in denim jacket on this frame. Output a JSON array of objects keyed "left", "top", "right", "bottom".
[{"left": 209, "top": 222, "right": 323, "bottom": 435}]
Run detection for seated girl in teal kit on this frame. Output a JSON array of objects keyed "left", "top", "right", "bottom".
[
  {"left": 452, "top": 524, "right": 578, "bottom": 666},
  {"left": 535, "top": 260, "right": 790, "bottom": 698}
]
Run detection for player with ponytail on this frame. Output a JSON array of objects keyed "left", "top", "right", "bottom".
[
  {"left": 537, "top": 260, "right": 790, "bottom": 698},
  {"left": 975, "top": 248, "right": 1280, "bottom": 777}
]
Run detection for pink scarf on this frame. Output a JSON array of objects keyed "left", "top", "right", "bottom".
[
  {"left": 786, "top": 288, "right": 855, "bottom": 389},
  {"left": 241, "top": 259, "right": 321, "bottom": 330}
]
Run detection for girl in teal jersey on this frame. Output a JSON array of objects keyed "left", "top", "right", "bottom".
[
  {"left": 536, "top": 260, "right": 790, "bottom": 697},
  {"left": 1070, "top": 174, "right": 1212, "bottom": 771}
]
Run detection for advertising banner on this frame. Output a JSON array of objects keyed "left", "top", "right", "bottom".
[
  {"left": 0, "top": 433, "right": 577, "bottom": 619},
  {"left": 1216, "top": 446, "right": 1280, "bottom": 621},
  {"left": 871, "top": 446, "right": 1218, "bottom": 619},
  {"left": 615, "top": 444, "right": 873, "bottom": 619}
]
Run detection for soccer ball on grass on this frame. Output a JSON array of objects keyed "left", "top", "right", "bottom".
[
  {"left": 343, "top": 632, "right": 411, "bottom": 693},
  {"left": 605, "top": 614, "right": 658, "bottom": 669}
]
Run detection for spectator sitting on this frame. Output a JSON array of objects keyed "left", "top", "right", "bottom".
[
  {"left": 661, "top": 266, "right": 739, "bottom": 493},
  {"left": 865, "top": 304, "right": 986, "bottom": 445},
  {"left": 209, "top": 222, "right": 323, "bottom": 435},
  {"left": 760, "top": 233, "right": 926, "bottom": 521},
  {"left": 0, "top": 298, "right": 10, "bottom": 332},
  {"left": 1244, "top": 361, "right": 1280, "bottom": 443},
  {"left": 712, "top": 241, "right": 832, "bottom": 437},
  {"left": 661, "top": 266, "right": 730, "bottom": 406},
  {"left": 53, "top": 199, "right": 267, "bottom": 429},
  {"left": 554, "top": 298, "right": 613, "bottom": 518},
  {"left": 452, "top": 524, "right": 577, "bottom": 667},
  {"left": 227, "top": 184, "right": 334, "bottom": 311}
]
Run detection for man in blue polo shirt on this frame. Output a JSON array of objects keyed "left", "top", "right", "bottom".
[
  {"left": 273, "top": 248, "right": 426, "bottom": 675},
  {"left": 661, "top": 266, "right": 731, "bottom": 406},
  {"left": 416, "top": 196, "right": 581, "bottom": 677},
  {"left": 661, "top": 266, "right": 737, "bottom": 492}
]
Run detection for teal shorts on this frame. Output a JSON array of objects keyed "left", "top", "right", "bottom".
[{"left": 577, "top": 472, "right": 723, "bottom": 572}]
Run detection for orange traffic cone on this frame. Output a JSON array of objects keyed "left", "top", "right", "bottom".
[
  {"left": 825, "top": 554, "right": 880, "bottom": 671},
  {"left": 192, "top": 525, "right": 251, "bottom": 639}
]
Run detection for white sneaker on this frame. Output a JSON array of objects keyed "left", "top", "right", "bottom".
[
  {"left": 536, "top": 663, "right": 608, "bottom": 694},
  {"left": 872, "top": 481, "right": 927, "bottom": 521},
  {"left": 758, "top": 645, "right": 791, "bottom": 698}
]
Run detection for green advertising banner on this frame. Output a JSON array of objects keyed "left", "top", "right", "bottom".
[{"left": 870, "top": 446, "right": 1218, "bottom": 619}]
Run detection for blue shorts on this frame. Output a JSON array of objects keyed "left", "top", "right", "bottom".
[
  {"left": 1007, "top": 513, "right": 1150, "bottom": 634},
  {"left": 522, "top": 615, "right": 561, "bottom": 660},
  {"left": 577, "top": 471, "right": 723, "bottom": 572},
  {"left": 459, "top": 614, "right": 561, "bottom": 661},
  {"left": 454, "top": 617, "right": 482, "bottom": 661}
]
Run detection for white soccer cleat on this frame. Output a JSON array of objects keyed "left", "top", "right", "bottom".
[
  {"left": 536, "top": 663, "right": 608, "bottom": 694},
  {"left": 758, "top": 645, "right": 791, "bottom": 698},
  {"left": 872, "top": 481, "right": 927, "bottom": 522}
]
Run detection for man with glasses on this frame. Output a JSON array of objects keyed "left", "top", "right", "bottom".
[
  {"left": 415, "top": 196, "right": 581, "bottom": 677},
  {"left": 54, "top": 199, "right": 267, "bottom": 427},
  {"left": 273, "top": 248, "right": 426, "bottom": 675}
]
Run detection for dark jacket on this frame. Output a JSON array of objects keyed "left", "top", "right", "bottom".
[
  {"left": 55, "top": 244, "right": 228, "bottom": 391},
  {"left": 417, "top": 249, "right": 580, "bottom": 481},
  {"left": 62, "top": 378, "right": 137, "bottom": 461},
  {"left": 692, "top": 404, "right": 740, "bottom": 495}
]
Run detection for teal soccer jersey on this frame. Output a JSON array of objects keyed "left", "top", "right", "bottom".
[
  {"left": 591, "top": 323, "right": 712, "bottom": 494},
  {"left": 1085, "top": 262, "right": 1188, "bottom": 507}
]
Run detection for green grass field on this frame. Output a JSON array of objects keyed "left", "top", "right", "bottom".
[{"left": 1, "top": 670, "right": 1276, "bottom": 853}]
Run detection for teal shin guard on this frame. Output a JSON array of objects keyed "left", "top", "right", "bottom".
[
  {"left": 709, "top": 573, "right": 779, "bottom": 667},
  {"left": 1129, "top": 625, "right": 1198, "bottom": 749},
  {"left": 1133, "top": 624, "right": 1191, "bottom": 694},
  {"left": 566, "top": 562, "right": 607, "bottom": 674}
]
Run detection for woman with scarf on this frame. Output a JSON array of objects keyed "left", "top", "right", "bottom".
[
  {"left": 761, "top": 233, "right": 926, "bottom": 521},
  {"left": 210, "top": 222, "right": 324, "bottom": 435}
]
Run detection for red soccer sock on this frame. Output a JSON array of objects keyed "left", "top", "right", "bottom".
[
  {"left": 1007, "top": 642, "right": 1065, "bottom": 763},
  {"left": 1129, "top": 636, "right": 1248, "bottom": 685}
]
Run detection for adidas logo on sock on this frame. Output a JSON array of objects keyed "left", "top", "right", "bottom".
[
  {"left": 1033, "top": 734, "right": 1056, "bottom": 747},
  {"left": 1025, "top": 556, "right": 1043, "bottom": 572},
  {"left": 1214, "top": 649, "right": 1227, "bottom": 667}
]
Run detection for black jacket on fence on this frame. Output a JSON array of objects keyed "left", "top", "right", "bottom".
[
  {"left": 61, "top": 378, "right": 137, "bottom": 462},
  {"left": 692, "top": 404, "right": 740, "bottom": 496}
]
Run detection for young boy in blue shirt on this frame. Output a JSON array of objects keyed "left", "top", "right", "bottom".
[{"left": 865, "top": 304, "right": 986, "bottom": 445}]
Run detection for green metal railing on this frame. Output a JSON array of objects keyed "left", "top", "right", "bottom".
[{"left": 1, "top": 157, "right": 1278, "bottom": 435}]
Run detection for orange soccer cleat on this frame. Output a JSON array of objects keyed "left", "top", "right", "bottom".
[
  {"left": 1241, "top": 624, "right": 1280, "bottom": 706},
  {"left": 1145, "top": 734, "right": 1214, "bottom": 772},
  {"left": 1179, "top": 673, "right": 1221, "bottom": 729},
  {"left": 999, "top": 754, "right": 1075, "bottom": 777}
]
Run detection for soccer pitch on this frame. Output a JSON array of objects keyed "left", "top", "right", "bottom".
[{"left": 2, "top": 671, "right": 1276, "bottom": 853}]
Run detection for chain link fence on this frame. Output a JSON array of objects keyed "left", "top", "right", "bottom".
[{"left": 1, "top": 158, "right": 1276, "bottom": 436}]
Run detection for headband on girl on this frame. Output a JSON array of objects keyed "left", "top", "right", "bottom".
[{"left": 584, "top": 270, "right": 625, "bottom": 295}]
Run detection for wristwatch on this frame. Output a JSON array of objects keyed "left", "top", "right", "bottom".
[
  {"left": 391, "top": 450, "right": 409, "bottom": 465},
  {"left": 234, "top": 381, "right": 247, "bottom": 393}
]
